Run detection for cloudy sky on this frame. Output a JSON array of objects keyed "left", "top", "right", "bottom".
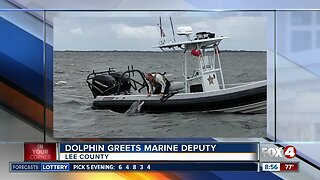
[{"left": 54, "top": 13, "right": 266, "bottom": 51}]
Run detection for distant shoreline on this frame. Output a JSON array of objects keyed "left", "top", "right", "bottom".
[{"left": 54, "top": 50, "right": 266, "bottom": 53}]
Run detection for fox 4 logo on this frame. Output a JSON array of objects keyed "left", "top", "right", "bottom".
[{"left": 261, "top": 146, "right": 296, "bottom": 159}]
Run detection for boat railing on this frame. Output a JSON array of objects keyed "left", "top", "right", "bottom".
[
  {"left": 86, "top": 68, "right": 149, "bottom": 98},
  {"left": 203, "top": 68, "right": 222, "bottom": 73},
  {"left": 86, "top": 68, "right": 116, "bottom": 98},
  {"left": 115, "top": 69, "right": 150, "bottom": 95}
]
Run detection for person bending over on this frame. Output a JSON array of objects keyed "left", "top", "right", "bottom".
[{"left": 145, "top": 73, "right": 171, "bottom": 97}]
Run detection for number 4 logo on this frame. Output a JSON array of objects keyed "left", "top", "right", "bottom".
[{"left": 284, "top": 146, "right": 297, "bottom": 159}]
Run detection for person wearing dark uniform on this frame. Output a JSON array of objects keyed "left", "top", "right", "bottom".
[{"left": 145, "top": 73, "right": 171, "bottom": 97}]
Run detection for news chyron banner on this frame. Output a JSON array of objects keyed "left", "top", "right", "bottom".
[
  {"left": 59, "top": 142, "right": 256, "bottom": 161},
  {"left": 10, "top": 142, "right": 259, "bottom": 172}
]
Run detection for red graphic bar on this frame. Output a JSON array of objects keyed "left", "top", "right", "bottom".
[{"left": 280, "top": 163, "right": 298, "bottom": 171}]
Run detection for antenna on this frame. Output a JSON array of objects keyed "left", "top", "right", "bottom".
[
  {"left": 159, "top": 17, "right": 162, "bottom": 43},
  {"left": 159, "top": 17, "right": 166, "bottom": 44},
  {"left": 169, "top": 17, "right": 176, "bottom": 42}
]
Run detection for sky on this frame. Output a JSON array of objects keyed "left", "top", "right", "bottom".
[{"left": 53, "top": 13, "right": 267, "bottom": 51}]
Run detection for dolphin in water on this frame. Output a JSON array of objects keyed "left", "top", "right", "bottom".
[{"left": 125, "top": 100, "right": 145, "bottom": 115}]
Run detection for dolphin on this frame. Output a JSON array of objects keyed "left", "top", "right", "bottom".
[{"left": 125, "top": 100, "right": 145, "bottom": 115}]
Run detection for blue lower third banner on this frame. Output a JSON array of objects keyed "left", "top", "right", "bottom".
[
  {"left": 10, "top": 162, "right": 258, "bottom": 172},
  {"left": 58, "top": 142, "right": 258, "bottom": 161}
]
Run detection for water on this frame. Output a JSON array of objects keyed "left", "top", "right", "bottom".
[{"left": 54, "top": 51, "right": 266, "bottom": 138}]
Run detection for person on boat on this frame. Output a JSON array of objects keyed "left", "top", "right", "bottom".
[{"left": 145, "top": 73, "right": 171, "bottom": 97}]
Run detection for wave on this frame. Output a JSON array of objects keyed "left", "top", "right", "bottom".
[
  {"left": 54, "top": 81, "right": 67, "bottom": 86},
  {"left": 60, "top": 99, "right": 83, "bottom": 106},
  {"left": 55, "top": 70, "right": 64, "bottom": 74}
]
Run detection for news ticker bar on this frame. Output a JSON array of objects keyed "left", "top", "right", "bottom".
[
  {"left": 24, "top": 142, "right": 259, "bottom": 161},
  {"left": 10, "top": 162, "right": 258, "bottom": 172}
]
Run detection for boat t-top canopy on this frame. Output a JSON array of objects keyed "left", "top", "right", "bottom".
[
  {"left": 154, "top": 33, "right": 229, "bottom": 93},
  {"left": 153, "top": 36, "right": 229, "bottom": 50}
]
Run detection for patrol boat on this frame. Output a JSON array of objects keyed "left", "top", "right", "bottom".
[{"left": 86, "top": 26, "right": 266, "bottom": 113}]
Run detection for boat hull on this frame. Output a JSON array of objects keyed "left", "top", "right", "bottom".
[{"left": 93, "top": 81, "right": 267, "bottom": 114}]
